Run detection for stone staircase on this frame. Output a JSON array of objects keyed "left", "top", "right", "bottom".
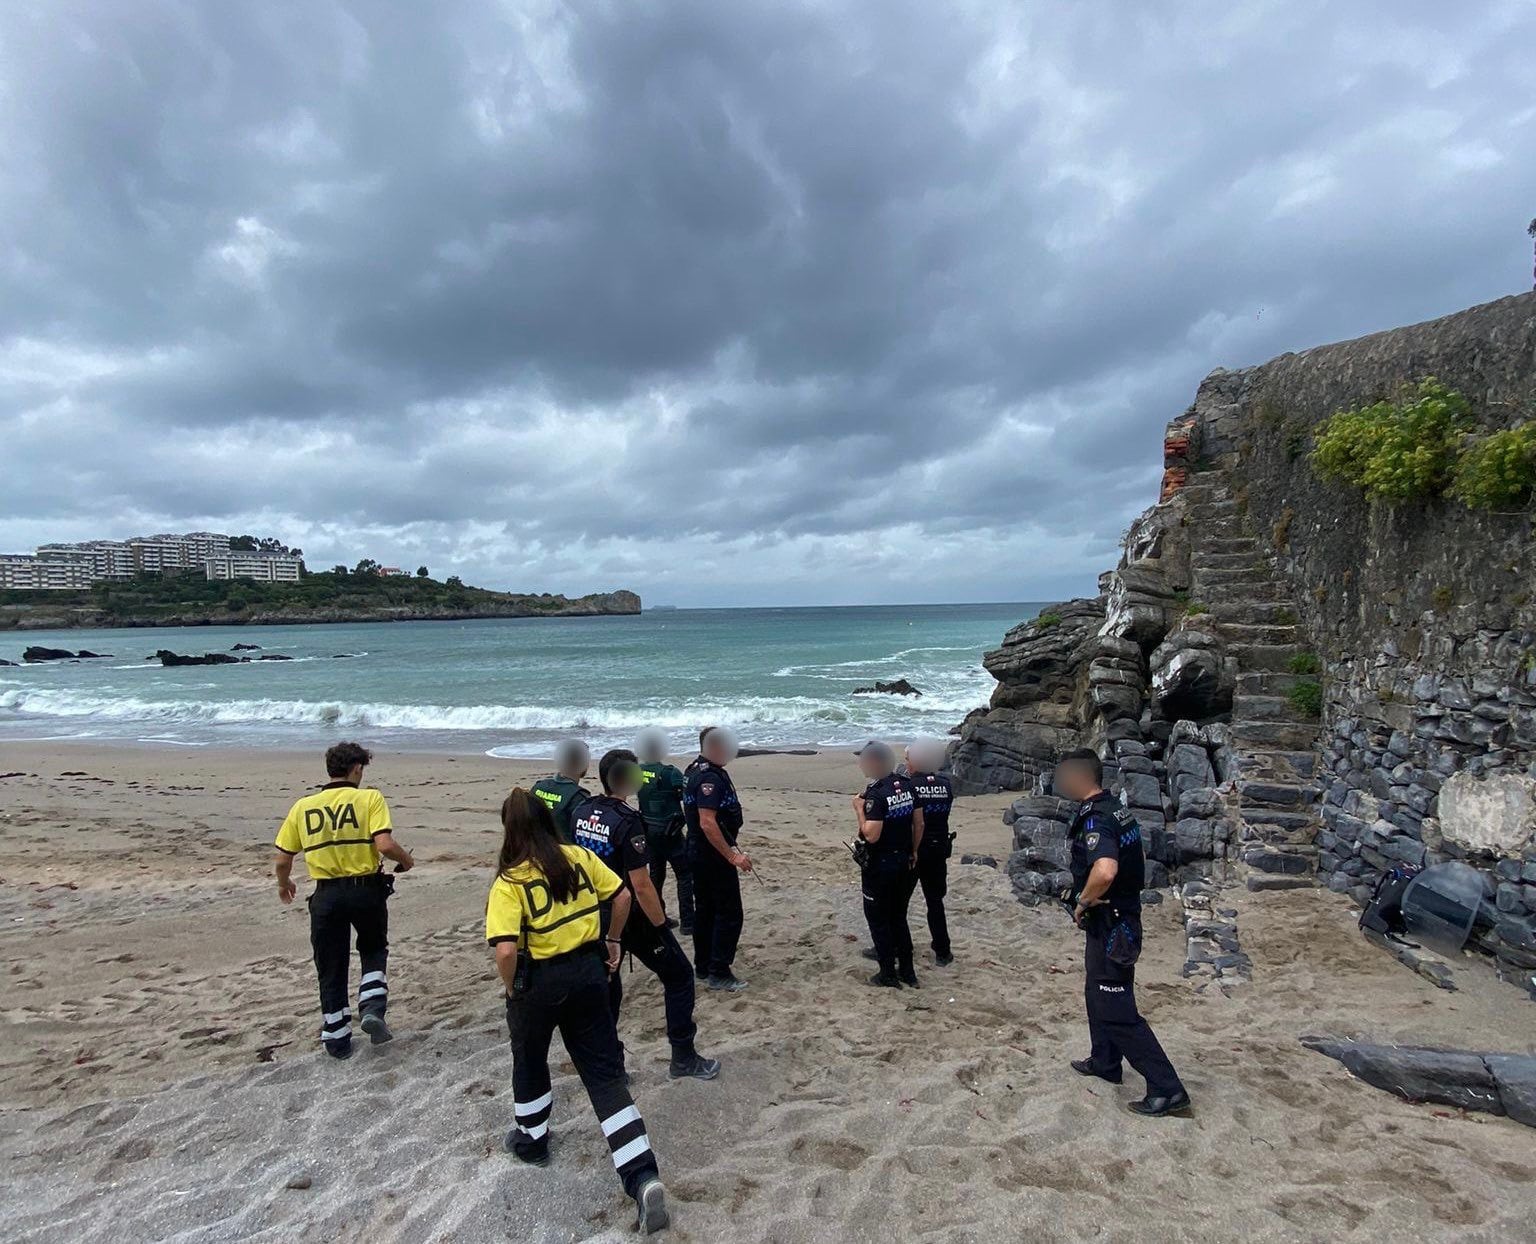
[{"left": 1178, "top": 470, "right": 1323, "bottom": 888}]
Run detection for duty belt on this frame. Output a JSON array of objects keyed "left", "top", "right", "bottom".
[{"left": 315, "top": 872, "right": 387, "bottom": 887}]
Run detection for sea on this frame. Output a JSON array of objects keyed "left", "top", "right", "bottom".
[{"left": 0, "top": 604, "right": 1042, "bottom": 757}]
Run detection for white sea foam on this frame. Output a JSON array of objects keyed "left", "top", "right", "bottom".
[{"left": 0, "top": 684, "right": 986, "bottom": 734}]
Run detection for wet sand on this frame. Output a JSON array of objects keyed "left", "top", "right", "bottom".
[{"left": 1, "top": 743, "right": 1534, "bottom": 1241}]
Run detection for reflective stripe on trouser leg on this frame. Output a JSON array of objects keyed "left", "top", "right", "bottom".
[
  {"left": 358, "top": 969, "right": 388, "bottom": 1015},
  {"left": 514, "top": 1089, "right": 554, "bottom": 1141},
  {"left": 321, "top": 1007, "right": 352, "bottom": 1045},
  {"left": 600, "top": 1103, "right": 653, "bottom": 1177}
]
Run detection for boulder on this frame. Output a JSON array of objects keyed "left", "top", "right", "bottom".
[
  {"left": 22, "top": 646, "right": 77, "bottom": 662},
  {"left": 1150, "top": 628, "right": 1235, "bottom": 720},
  {"left": 1302, "top": 1038, "right": 1536, "bottom": 1124},
  {"left": 231, "top": 642, "right": 262, "bottom": 651},
  {"left": 1437, "top": 772, "right": 1535, "bottom": 857},
  {"left": 155, "top": 650, "right": 245, "bottom": 667},
  {"left": 853, "top": 679, "right": 922, "bottom": 697},
  {"left": 75, "top": 650, "right": 110, "bottom": 659},
  {"left": 257, "top": 654, "right": 293, "bottom": 661}
]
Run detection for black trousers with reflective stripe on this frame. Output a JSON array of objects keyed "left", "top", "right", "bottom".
[
  {"left": 1083, "top": 920, "right": 1182, "bottom": 1097},
  {"left": 610, "top": 923, "right": 698, "bottom": 1059},
  {"left": 506, "top": 949, "right": 658, "bottom": 1199},
  {"left": 308, "top": 878, "right": 389, "bottom": 1048},
  {"left": 689, "top": 837, "right": 742, "bottom": 978},
  {"left": 646, "top": 823, "right": 694, "bottom": 930},
  {"left": 862, "top": 852, "right": 914, "bottom": 976}
]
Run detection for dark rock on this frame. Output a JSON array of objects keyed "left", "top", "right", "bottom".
[
  {"left": 1177, "top": 787, "right": 1224, "bottom": 819},
  {"left": 0, "top": 659, "right": 14, "bottom": 666},
  {"left": 1246, "top": 875, "right": 1314, "bottom": 891},
  {"left": 75, "top": 650, "right": 110, "bottom": 659},
  {"left": 1141, "top": 889, "right": 1164, "bottom": 906},
  {"left": 156, "top": 650, "right": 244, "bottom": 667},
  {"left": 1486, "top": 1055, "right": 1536, "bottom": 1128},
  {"left": 257, "top": 654, "right": 293, "bottom": 661},
  {"left": 1302, "top": 1038, "right": 1504, "bottom": 1117},
  {"left": 232, "top": 642, "right": 262, "bottom": 651},
  {"left": 1119, "top": 771, "right": 1161, "bottom": 809},
  {"left": 959, "top": 854, "right": 998, "bottom": 868},
  {"left": 332, "top": 653, "right": 358, "bottom": 660},
  {"left": 22, "top": 646, "right": 78, "bottom": 662},
  {"left": 853, "top": 679, "right": 922, "bottom": 697}
]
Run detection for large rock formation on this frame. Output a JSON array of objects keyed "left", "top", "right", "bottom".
[{"left": 953, "top": 292, "right": 1536, "bottom": 968}]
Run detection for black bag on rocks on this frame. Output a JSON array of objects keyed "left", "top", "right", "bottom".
[{"left": 1359, "top": 864, "right": 1421, "bottom": 938}]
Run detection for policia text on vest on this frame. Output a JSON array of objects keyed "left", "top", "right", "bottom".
[{"left": 273, "top": 743, "right": 415, "bottom": 1060}]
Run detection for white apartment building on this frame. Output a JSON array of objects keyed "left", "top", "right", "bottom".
[
  {"left": 129, "top": 532, "right": 232, "bottom": 574},
  {"left": 37, "top": 540, "right": 135, "bottom": 581},
  {"left": 0, "top": 553, "right": 96, "bottom": 591},
  {"left": 33, "top": 532, "right": 235, "bottom": 581},
  {"left": 204, "top": 553, "right": 303, "bottom": 583}
]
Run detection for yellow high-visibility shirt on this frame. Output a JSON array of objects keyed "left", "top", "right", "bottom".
[
  {"left": 485, "top": 845, "right": 621, "bottom": 959},
  {"left": 275, "top": 782, "right": 392, "bottom": 879}
]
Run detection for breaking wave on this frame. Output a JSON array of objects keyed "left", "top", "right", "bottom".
[{"left": 0, "top": 685, "right": 986, "bottom": 735}]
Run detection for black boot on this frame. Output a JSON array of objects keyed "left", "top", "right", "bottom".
[
  {"left": 1127, "top": 1089, "right": 1192, "bottom": 1117},
  {"left": 1071, "top": 1058, "right": 1122, "bottom": 1084}
]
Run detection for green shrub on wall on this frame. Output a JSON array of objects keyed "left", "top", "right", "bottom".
[
  {"left": 1450, "top": 423, "right": 1536, "bottom": 510},
  {"left": 1311, "top": 379, "right": 1472, "bottom": 501}
]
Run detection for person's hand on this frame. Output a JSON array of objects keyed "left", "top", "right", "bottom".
[
  {"left": 605, "top": 938, "right": 622, "bottom": 973},
  {"left": 1073, "top": 904, "right": 1086, "bottom": 928},
  {"left": 394, "top": 852, "right": 415, "bottom": 873},
  {"left": 850, "top": 795, "right": 863, "bottom": 812},
  {"left": 732, "top": 850, "right": 754, "bottom": 873},
  {"left": 909, "top": 853, "right": 918, "bottom": 870},
  {"left": 277, "top": 878, "right": 297, "bottom": 905}
]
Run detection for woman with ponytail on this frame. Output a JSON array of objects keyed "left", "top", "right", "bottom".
[{"left": 486, "top": 788, "right": 669, "bottom": 1235}]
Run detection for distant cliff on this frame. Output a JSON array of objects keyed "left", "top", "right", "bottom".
[{"left": 0, "top": 572, "right": 641, "bottom": 630}]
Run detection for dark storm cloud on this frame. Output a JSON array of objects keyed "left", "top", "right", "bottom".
[{"left": 2, "top": 0, "right": 1534, "bottom": 604}]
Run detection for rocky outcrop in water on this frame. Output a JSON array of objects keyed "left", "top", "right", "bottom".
[
  {"left": 854, "top": 679, "right": 922, "bottom": 696},
  {"left": 155, "top": 650, "right": 244, "bottom": 666}
]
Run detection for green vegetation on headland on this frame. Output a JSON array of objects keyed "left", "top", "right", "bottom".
[{"left": 0, "top": 570, "right": 641, "bottom": 631}]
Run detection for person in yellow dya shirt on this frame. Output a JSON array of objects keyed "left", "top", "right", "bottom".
[
  {"left": 486, "top": 788, "right": 669, "bottom": 1236},
  {"left": 274, "top": 742, "right": 414, "bottom": 1060}
]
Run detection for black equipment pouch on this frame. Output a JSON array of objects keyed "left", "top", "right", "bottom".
[
  {"left": 945, "top": 830, "right": 957, "bottom": 860},
  {"left": 511, "top": 907, "right": 534, "bottom": 996},
  {"left": 848, "top": 838, "right": 871, "bottom": 871},
  {"left": 1105, "top": 910, "right": 1142, "bottom": 969},
  {"left": 380, "top": 871, "right": 396, "bottom": 897}
]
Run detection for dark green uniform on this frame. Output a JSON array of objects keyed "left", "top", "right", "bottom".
[
  {"left": 531, "top": 775, "right": 592, "bottom": 843},
  {"left": 639, "top": 762, "right": 692, "bottom": 933}
]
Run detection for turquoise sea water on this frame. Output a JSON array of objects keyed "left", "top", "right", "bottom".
[{"left": 0, "top": 604, "right": 1041, "bottom": 756}]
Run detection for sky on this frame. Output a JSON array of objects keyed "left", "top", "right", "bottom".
[{"left": 2, "top": 2, "right": 1533, "bottom": 608}]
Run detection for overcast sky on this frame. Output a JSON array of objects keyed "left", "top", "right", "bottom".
[{"left": 2, "top": 2, "right": 1533, "bottom": 607}]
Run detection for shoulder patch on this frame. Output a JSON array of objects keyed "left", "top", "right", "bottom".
[
  {"left": 700, "top": 782, "right": 715, "bottom": 795},
  {"left": 1080, "top": 800, "right": 1095, "bottom": 814},
  {"left": 1085, "top": 832, "right": 1100, "bottom": 850}
]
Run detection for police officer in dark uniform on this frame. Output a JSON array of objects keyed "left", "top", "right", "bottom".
[
  {"left": 1056, "top": 748, "right": 1191, "bottom": 1117},
  {"left": 683, "top": 727, "right": 753, "bottom": 992},
  {"left": 852, "top": 740, "right": 923, "bottom": 989},
  {"left": 907, "top": 738, "right": 956, "bottom": 967},
  {"left": 636, "top": 729, "right": 693, "bottom": 935},
  {"left": 572, "top": 749, "right": 720, "bottom": 1081},
  {"left": 531, "top": 739, "right": 592, "bottom": 842}
]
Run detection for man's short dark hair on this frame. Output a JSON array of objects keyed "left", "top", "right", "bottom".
[
  {"left": 1057, "top": 747, "right": 1103, "bottom": 784},
  {"left": 326, "top": 742, "right": 373, "bottom": 778},
  {"left": 698, "top": 726, "right": 716, "bottom": 750},
  {"left": 599, "top": 748, "right": 639, "bottom": 794}
]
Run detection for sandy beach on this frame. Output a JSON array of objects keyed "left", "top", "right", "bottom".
[{"left": 2, "top": 742, "right": 1534, "bottom": 1242}]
